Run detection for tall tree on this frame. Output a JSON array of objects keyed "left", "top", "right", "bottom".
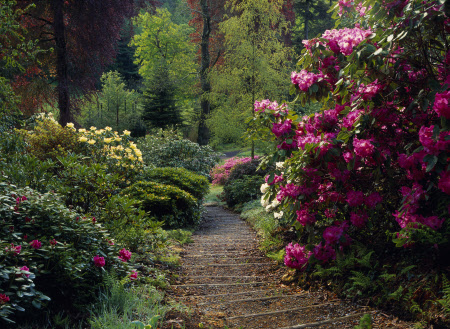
[
  {"left": 187, "top": 0, "right": 227, "bottom": 145},
  {"left": 209, "top": 0, "right": 293, "bottom": 155},
  {"left": 292, "top": 0, "right": 334, "bottom": 54},
  {"left": 132, "top": 7, "right": 197, "bottom": 130},
  {"left": 14, "top": 0, "right": 153, "bottom": 125},
  {"left": 142, "top": 61, "right": 182, "bottom": 129}
]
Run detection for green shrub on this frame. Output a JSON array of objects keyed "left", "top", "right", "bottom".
[
  {"left": 17, "top": 113, "right": 83, "bottom": 162},
  {"left": 140, "top": 167, "right": 209, "bottom": 201},
  {"left": 99, "top": 194, "right": 167, "bottom": 253},
  {"left": 122, "top": 181, "right": 200, "bottom": 229},
  {"left": 223, "top": 175, "right": 265, "bottom": 208},
  {"left": 223, "top": 159, "right": 272, "bottom": 208},
  {"left": 137, "top": 129, "right": 221, "bottom": 178},
  {"left": 0, "top": 183, "right": 133, "bottom": 325}
]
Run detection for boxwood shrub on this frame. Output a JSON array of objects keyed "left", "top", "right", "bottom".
[
  {"left": 140, "top": 167, "right": 209, "bottom": 201},
  {"left": 121, "top": 181, "right": 200, "bottom": 229}
]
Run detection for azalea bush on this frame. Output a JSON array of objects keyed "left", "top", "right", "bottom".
[
  {"left": 251, "top": 0, "right": 450, "bottom": 321},
  {"left": 0, "top": 183, "right": 135, "bottom": 325},
  {"left": 210, "top": 156, "right": 259, "bottom": 185}
]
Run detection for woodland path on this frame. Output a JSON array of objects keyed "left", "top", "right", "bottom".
[{"left": 168, "top": 206, "right": 415, "bottom": 329}]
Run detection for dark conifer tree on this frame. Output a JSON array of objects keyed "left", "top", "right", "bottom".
[{"left": 142, "top": 63, "right": 182, "bottom": 129}]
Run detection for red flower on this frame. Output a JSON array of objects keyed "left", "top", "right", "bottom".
[
  {"left": 118, "top": 248, "right": 132, "bottom": 262},
  {"left": 0, "top": 294, "right": 10, "bottom": 305},
  {"left": 30, "top": 240, "right": 42, "bottom": 249},
  {"left": 93, "top": 255, "right": 105, "bottom": 267}
]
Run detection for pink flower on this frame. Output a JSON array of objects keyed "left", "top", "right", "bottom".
[
  {"left": 421, "top": 216, "right": 444, "bottom": 230},
  {"left": 346, "top": 190, "right": 365, "bottom": 207},
  {"left": 118, "top": 248, "right": 132, "bottom": 262},
  {"left": 0, "top": 294, "right": 10, "bottom": 305},
  {"left": 438, "top": 171, "right": 450, "bottom": 195},
  {"left": 433, "top": 91, "right": 450, "bottom": 119},
  {"left": 313, "top": 243, "right": 336, "bottom": 262},
  {"left": 353, "top": 137, "right": 374, "bottom": 158},
  {"left": 284, "top": 243, "right": 311, "bottom": 270},
  {"left": 29, "top": 240, "right": 42, "bottom": 249},
  {"left": 272, "top": 119, "right": 292, "bottom": 137},
  {"left": 365, "top": 192, "right": 383, "bottom": 208},
  {"left": 50, "top": 239, "right": 57, "bottom": 246},
  {"left": 19, "top": 266, "right": 30, "bottom": 278},
  {"left": 350, "top": 212, "right": 368, "bottom": 228},
  {"left": 296, "top": 209, "right": 316, "bottom": 226},
  {"left": 130, "top": 270, "right": 138, "bottom": 280},
  {"left": 6, "top": 244, "right": 22, "bottom": 255},
  {"left": 291, "top": 70, "right": 323, "bottom": 92},
  {"left": 323, "top": 223, "right": 348, "bottom": 245},
  {"left": 93, "top": 255, "right": 105, "bottom": 268}
]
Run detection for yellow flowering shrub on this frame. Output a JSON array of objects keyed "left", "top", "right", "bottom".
[{"left": 17, "top": 113, "right": 83, "bottom": 161}]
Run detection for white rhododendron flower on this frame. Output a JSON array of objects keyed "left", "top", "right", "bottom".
[
  {"left": 274, "top": 211, "right": 283, "bottom": 219},
  {"left": 260, "top": 183, "right": 269, "bottom": 194}
]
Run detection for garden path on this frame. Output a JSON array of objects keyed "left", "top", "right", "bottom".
[{"left": 168, "top": 206, "right": 415, "bottom": 329}]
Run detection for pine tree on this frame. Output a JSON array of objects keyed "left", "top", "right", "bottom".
[{"left": 142, "top": 63, "right": 182, "bottom": 129}]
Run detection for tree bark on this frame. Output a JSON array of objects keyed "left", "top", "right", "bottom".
[
  {"left": 197, "top": 0, "right": 212, "bottom": 146},
  {"left": 51, "top": 0, "right": 71, "bottom": 126}
]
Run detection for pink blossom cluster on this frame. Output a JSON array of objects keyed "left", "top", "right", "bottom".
[
  {"left": 93, "top": 255, "right": 105, "bottom": 268},
  {"left": 118, "top": 248, "right": 132, "bottom": 262},
  {"left": 322, "top": 27, "right": 372, "bottom": 56},
  {"left": 253, "top": 0, "right": 449, "bottom": 269},
  {"left": 210, "top": 156, "right": 258, "bottom": 186},
  {"left": 272, "top": 119, "right": 292, "bottom": 138},
  {"left": 291, "top": 70, "right": 323, "bottom": 92},
  {"left": 433, "top": 91, "right": 450, "bottom": 119},
  {"left": 284, "top": 243, "right": 311, "bottom": 270},
  {"left": 254, "top": 99, "right": 279, "bottom": 112}
]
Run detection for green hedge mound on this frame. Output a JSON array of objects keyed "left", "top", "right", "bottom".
[
  {"left": 122, "top": 181, "right": 200, "bottom": 229},
  {"left": 141, "top": 167, "right": 209, "bottom": 201}
]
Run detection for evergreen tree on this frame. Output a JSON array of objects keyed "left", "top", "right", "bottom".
[{"left": 142, "top": 63, "right": 182, "bottom": 129}]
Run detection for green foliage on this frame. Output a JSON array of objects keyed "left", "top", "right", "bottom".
[
  {"left": 224, "top": 175, "right": 265, "bottom": 208},
  {"left": 78, "top": 71, "right": 143, "bottom": 134},
  {"left": 354, "top": 314, "right": 372, "bottom": 329},
  {"left": 240, "top": 200, "right": 283, "bottom": 254},
  {"left": 137, "top": 129, "right": 221, "bottom": 178},
  {"left": 0, "top": 1, "right": 39, "bottom": 115},
  {"left": 122, "top": 181, "right": 200, "bottom": 229},
  {"left": 223, "top": 159, "right": 272, "bottom": 208},
  {"left": 89, "top": 279, "right": 164, "bottom": 329},
  {"left": 140, "top": 166, "right": 209, "bottom": 201},
  {"left": 0, "top": 183, "right": 131, "bottom": 325},
  {"left": 98, "top": 194, "right": 166, "bottom": 253},
  {"left": 208, "top": 0, "right": 293, "bottom": 146},
  {"left": 142, "top": 62, "right": 182, "bottom": 129},
  {"left": 17, "top": 113, "right": 83, "bottom": 162}
]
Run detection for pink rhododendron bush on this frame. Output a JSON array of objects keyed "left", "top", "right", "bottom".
[
  {"left": 210, "top": 156, "right": 258, "bottom": 185},
  {"left": 0, "top": 183, "right": 135, "bottom": 324},
  {"left": 252, "top": 0, "right": 450, "bottom": 322}
]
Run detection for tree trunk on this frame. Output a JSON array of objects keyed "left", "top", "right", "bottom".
[
  {"left": 197, "top": 0, "right": 212, "bottom": 146},
  {"left": 52, "top": 0, "right": 71, "bottom": 126}
]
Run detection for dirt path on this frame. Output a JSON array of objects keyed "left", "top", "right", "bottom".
[{"left": 168, "top": 206, "right": 415, "bottom": 329}]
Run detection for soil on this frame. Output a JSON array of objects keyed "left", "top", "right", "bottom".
[{"left": 164, "top": 206, "right": 417, "bottom": 329}]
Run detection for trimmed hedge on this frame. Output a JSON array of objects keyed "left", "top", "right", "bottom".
[
  {"left": 121, "top": 181, "right": 200, "bottom": 229},
  {"left": 141, "top": 167, "right": 209, "bottom": 201}
]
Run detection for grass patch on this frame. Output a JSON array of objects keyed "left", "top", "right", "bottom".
[
  {"left": 204, "top": 184, "right": 225, "bottom": 205},
  {"left": 240, "top": 200, "right": 284, "bottom": 260}
]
